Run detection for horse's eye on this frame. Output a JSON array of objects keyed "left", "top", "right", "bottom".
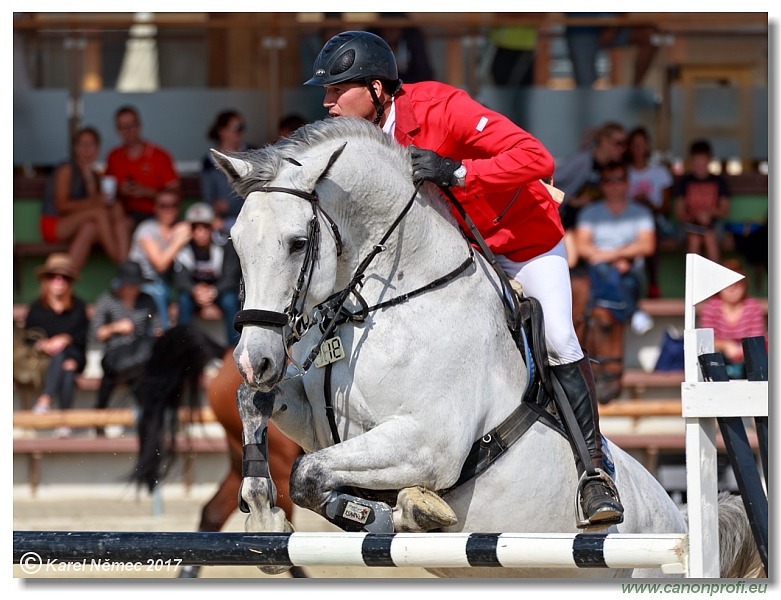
[{"left": 290, "top": 238, "right": 308, "bottom": 253}]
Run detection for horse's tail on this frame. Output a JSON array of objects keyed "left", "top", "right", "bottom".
[
  {"left": 131, "top": 324, "right": 225, "bottom": 492},
  {"left": 680, "top": 491, "right": 765, "bottom": 578}
]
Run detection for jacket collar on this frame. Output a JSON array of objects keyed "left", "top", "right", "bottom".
[{"left": 391, "top": 86, "right": 421, "bottom": 146}]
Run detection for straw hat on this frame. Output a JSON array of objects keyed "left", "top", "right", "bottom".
[{"left": 35, "top": 253, "right": 79, "bottom": 280}]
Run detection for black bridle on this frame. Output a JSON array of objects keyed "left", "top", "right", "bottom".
[{"left": 233, "top": 181, "right": 475, "bottom": 374}]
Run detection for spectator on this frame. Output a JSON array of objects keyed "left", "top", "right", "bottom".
[
  {"left": 698, "top": 259, "right": 767, "bottom": 380},
  {"left": 201, "top": 109, "right": 252, "bottom": 240},
  {"left": 105, "top": 105, "right": 180, "bottom": 227},
  {"left": 173, "top": 202, "right": 241, "bottom": 348},
  {"left": 564, "top": 13, "right": 657, "bottom": 88},
  {"left": 277, "top": 114, "right": 308, "bottom": 139},
  {"left": 625, "top": 126, "right": 674, "bottom": 298},
  {"left": 554, "top": 121, "right": 628, "bottom": 231},
  {"left": 673, "top": 139, "right": 730, "bottom": 264},
  {"left": 368, "top": 13, "right": 434, "bottom": 83},
  {"left": 91, "top": 260, "right": 163, "bottom": 414},
  {"left": 574, "top": 160, "right": 656, "bottom": 333},
  {"left": 40, "top": 126, "right": 130, "bottom": 270},
  {"left": 25, "top": 254, "right": 89, "bottom": 431},
  {"left": 128, "top": 189, "right": 192, "bottom": 329},
  {"left": 488, "top": 25, "right": 538, "bottom": 87}
]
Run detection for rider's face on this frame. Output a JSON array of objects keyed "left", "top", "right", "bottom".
[{"left": 322, "top": 82, "right": 377, "bottom": 121}]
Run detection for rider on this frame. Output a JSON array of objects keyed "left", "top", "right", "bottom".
[{"left": 304, "top": 30, "right": 624, "bottom": 528}]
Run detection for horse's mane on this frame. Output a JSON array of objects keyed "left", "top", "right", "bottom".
[{"left": 230, "top": 117, "right": 410, "bottom": 199}]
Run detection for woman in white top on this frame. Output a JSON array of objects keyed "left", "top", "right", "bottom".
[
  {"left": 128, "top": 189, "right": 191, "bottom": 328},
  {"left": 625, "top": 126, "right": 674, "bottom": 298}
]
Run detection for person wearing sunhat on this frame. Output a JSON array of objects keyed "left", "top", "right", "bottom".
[
  {"left": 24, "top": 254, "right": 89, "bottom": 428},
  {"left": 90, "top": 260, "right": 163, "bottom": 414},
  {"left": 173, "top": 202, "right": 241, "bottom": 347}
]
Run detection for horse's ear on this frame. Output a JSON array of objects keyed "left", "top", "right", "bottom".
[
  {"left": 312, "top": 142, "right": 347, "bottom": 188},
  {"left": 211, "top": 149, "right": 253, "bottom": 182}
]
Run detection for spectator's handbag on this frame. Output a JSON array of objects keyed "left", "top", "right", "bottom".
[
  {"left": 101, "top": 336, "right": 156, "bottom": 379},
  {"left": 13, "top": 325, "right": 51, "bottom": 390}
]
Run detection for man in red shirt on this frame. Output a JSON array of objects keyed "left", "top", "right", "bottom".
[
  {"left": 105, "top": 105, "right": 181, "bottom": 226},
  {"left": 304, "top": 30, "right": 624, "bottom": 528}
]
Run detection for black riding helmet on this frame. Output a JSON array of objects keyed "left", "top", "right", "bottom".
[{"left": 305, "top": 30, "right": 402, "bottom": 124}]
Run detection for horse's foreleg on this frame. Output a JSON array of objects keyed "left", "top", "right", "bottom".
[
  {"left": 235, "top": 384, "right": 293, "bottom": 555},
  {"left": 289, "top": 419, "right": 460, "bottom": 532}
]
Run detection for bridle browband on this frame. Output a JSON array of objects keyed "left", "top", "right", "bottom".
[{"left": 232, "top": 180, "right": 475, "bottom": 374}]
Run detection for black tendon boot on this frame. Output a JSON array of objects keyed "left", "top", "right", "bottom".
[{"left": 551, "top": 357, "right": 624, "bottom": 528}]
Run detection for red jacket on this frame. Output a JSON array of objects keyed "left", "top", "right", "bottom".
[{"left": 393, "top": 81, "right": 563, "bottom": 262}]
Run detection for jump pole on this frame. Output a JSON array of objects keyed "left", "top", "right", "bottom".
[{"left": 13, "top": 530, "right": 687, "bottom": 573}]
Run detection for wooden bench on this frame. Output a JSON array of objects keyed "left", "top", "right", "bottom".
[{"left": 13, "top": 407, "right": 224, "bottom": 495}]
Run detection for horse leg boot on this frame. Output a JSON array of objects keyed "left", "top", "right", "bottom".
[{"left": 550, "top": 356, "right": 624, "bottom": 528}]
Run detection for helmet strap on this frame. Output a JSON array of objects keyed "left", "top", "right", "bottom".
[{"left": 365, "top": 78, "right": 385, "bottom": 125}]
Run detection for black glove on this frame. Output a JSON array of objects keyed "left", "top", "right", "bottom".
[{"left": 409, "top": 146, "right": 462, "bottom": 188}]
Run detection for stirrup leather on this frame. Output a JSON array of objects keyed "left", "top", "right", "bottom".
[{"left": 575, "top": 468, "right": 623, "bottom": 530}]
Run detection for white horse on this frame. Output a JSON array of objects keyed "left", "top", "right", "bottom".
[{"left": 213, "top": 117, "right": 759, "bottom": 579}]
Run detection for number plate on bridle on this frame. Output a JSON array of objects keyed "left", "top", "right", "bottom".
[{"left": 314, "top": 336, "right": 345, "bottom": 368}]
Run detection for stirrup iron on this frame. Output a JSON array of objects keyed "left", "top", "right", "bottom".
[{"left": 575, "top": 468, "right": 623, "bottom": 530}]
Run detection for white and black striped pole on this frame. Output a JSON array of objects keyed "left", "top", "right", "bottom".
[{"left": 14, "top": 531, "right": 687, "bottom": 574}]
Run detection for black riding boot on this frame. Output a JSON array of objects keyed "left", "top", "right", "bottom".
[{"left": 551, "top": 356, "right": 624, "bottom": 528}]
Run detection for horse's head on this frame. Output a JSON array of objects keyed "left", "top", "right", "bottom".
[{"left": 211, "top": 139, "right": 345, "bottom": 390}]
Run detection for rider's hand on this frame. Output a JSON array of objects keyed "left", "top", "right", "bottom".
[{"left": 409, "top": 146, "right": 463, "bottom": 188}]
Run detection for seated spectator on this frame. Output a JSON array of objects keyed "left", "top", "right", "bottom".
[
  {"left": 625, "top": 126, "right": 674, "bottom": 298},
  {"left": 201, "top": 109, "right": 252, "bottom": 241},
  {"left": 673, "top": 139, "right": 730, "bottom": 264},
  {"left": 277, "top": 113, "right": 307, "bottom": 139},
  {"left": 40, "top": 126, "right": 130, "bottom": 270},
  {"left": 574, "top": 160, "right": 656, "bottom": 332},
  {"left": 128, "top": 189, "right": 192, "bottom": 329},
  {"left": 90, "top": 261, "right": 163, "bottom": 414},
  {"left": 105, "top": 105, "right": 181, "bottom": 227},
  {"left": 698, "top": 258, "right": 767, "bottom": 380},
  {"left": 25, "top": 254, "right": 89, "bottom": 432},
  {"left": 554, "top": 121, "right": 628, "bottom": 231},
  {"left": 173, "top": 203, "right": 241, "bottom": 348}
]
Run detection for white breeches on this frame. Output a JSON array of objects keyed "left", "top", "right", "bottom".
[{"left": 497, "top": 240, "right": 583, "bottom": 366}]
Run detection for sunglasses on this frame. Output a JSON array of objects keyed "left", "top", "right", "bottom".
[
  {"left": 601, "top": 176, "right": 627, "bottom": 184},
  {"left": 44, "top": 273, "right": 73, "bottom": 282},
  {"left": 230, "top": 123, "right": 246, "bottom": 133}
]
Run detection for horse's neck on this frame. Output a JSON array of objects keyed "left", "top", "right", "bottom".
[{"left": 334, "top": 190, "right": 468, "bottom": 303}]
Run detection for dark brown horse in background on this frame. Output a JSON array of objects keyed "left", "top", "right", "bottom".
[{"left": 130, "top": 325, "right": 305, "bottom": 578}]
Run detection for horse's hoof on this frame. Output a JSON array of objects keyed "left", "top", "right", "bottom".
[
  {"left": 394, "top": 486, "right": 457, "bottom": 532},
  {"left": 258, "top": 565, "right": 294, "bottom": 576},
  {"left": 177, "top": 565, "right": 201, "bottom": 578},
  {"left": 288, "top": 566, "right": 309, "bottom": 578}
]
